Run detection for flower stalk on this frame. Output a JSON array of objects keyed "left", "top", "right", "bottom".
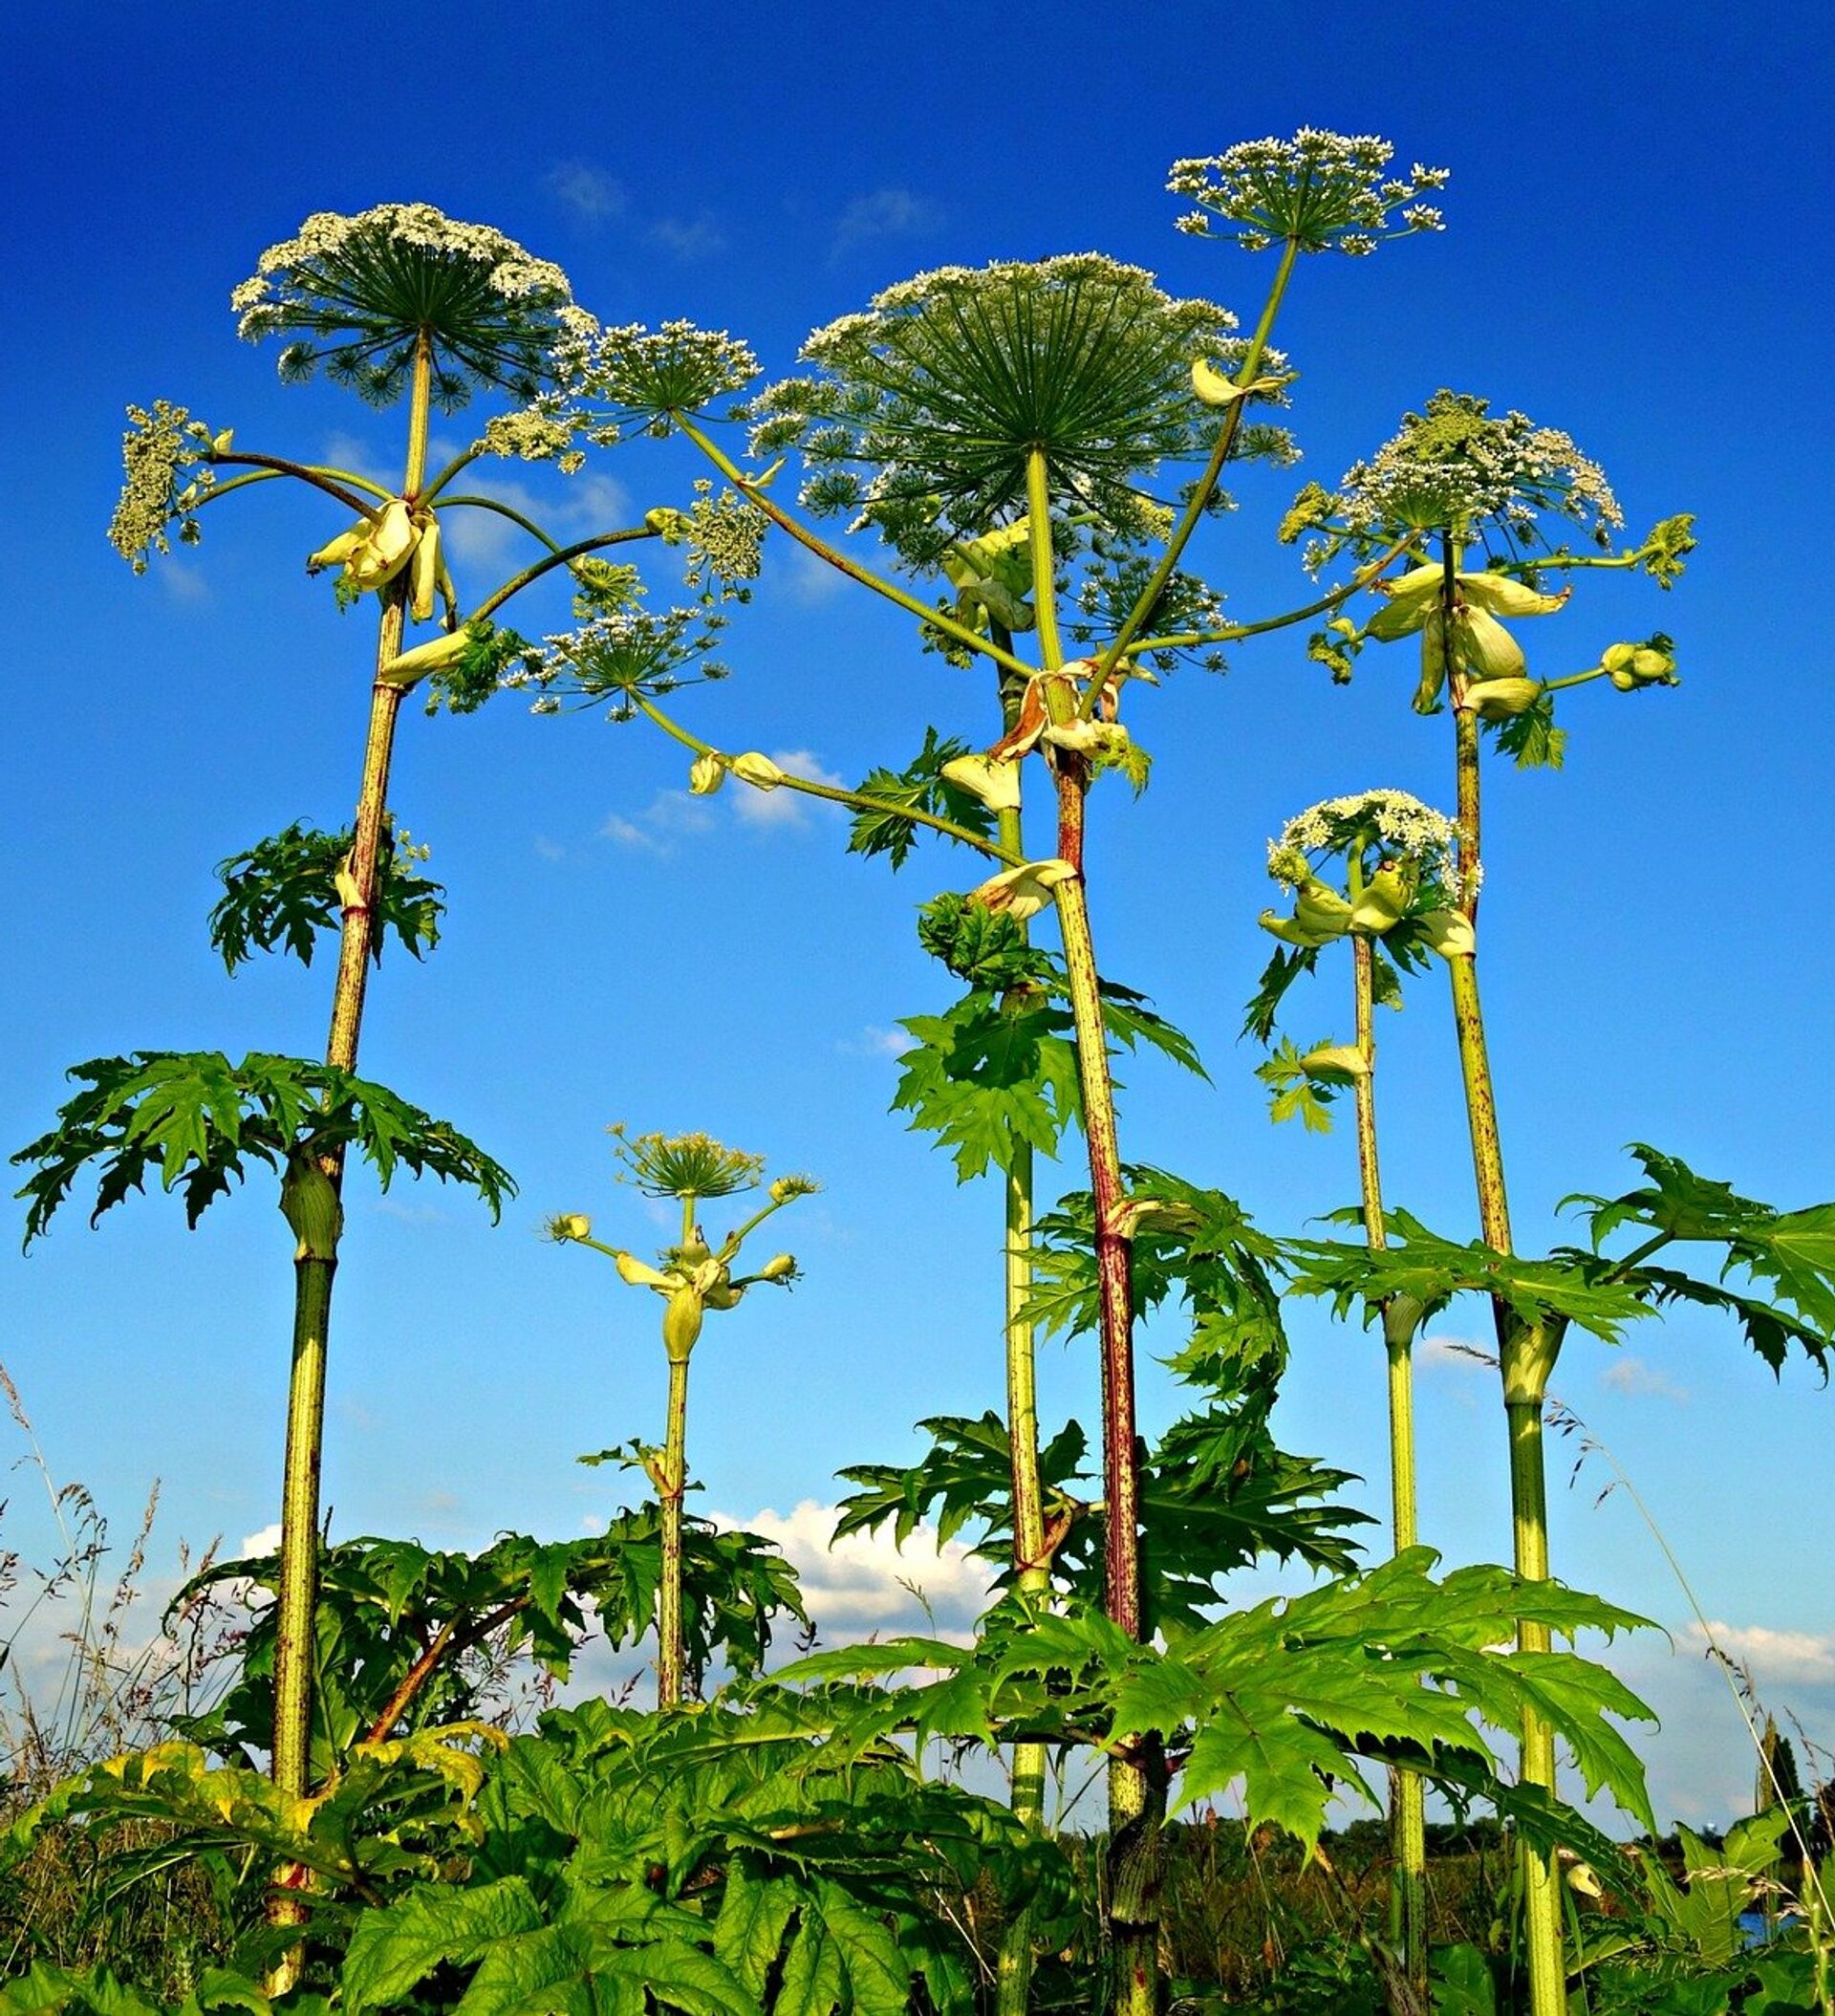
[
  {"left": 1352, "top": 935, "right": 1428, "bottom": 2007},
  {"left": 1437, "top": 542, "right": 1565, "bottom": 2016},
  {"left": 1023, "top": 451, "right": 1162, "bottom": 2016}
]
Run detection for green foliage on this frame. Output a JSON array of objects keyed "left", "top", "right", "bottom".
[
  {"left": 421, "top": 620, "right": 544, "bottom": 716},
  {"left": 1285, "top": 1206, "right": 1655, "bottom": 1344},
  {"left": 1490, "top": 686, "right": 1566, "bottom": 770},
  {"left": 894, "top": 945, "right": 1204, "bottom": 1181},
  {"left": 175, "top": 1516, "right": 808, "bottom": 1779},
  {"left": 12, "top": 1052, "right": 513, "bottom": 1244},
  {"left": 1027, "top": 1168, "right": 1291, "bottom": 1376},
  {"left": 1256, "top": 1036, "right": 1355, "bottom": 1133},
  {"left": 916, "top": 893, "right": 1055, "bottom": 991},
  {"left": 845, "top": 728, "right": 997, "bottom": 869},
  {"left": 779, "top": 1550, "right": 1654, "bottom": 1856},
  {"left": 1561, "top": 1144, "right": 1835, "bottom": 1372},
  {"left": 207, "top": 822, "right": 444, "bottom": 971},
  {"left": 893, "top": 989, "right": 1082, "bottom": 1179}
]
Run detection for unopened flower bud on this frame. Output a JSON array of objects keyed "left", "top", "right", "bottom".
[
  {"left": 1349, "top": 866, "right": 1410, "bottom": 936},
  {"left": 550, "top": 1213, "right": 593, "bottom": 1242},
  {"left": 662, "top": 1286, "right": 705, "bottom": 1360},
  {"left": 1463, "top": 676, "right": 1543, "bottom": 721},
  {"left": 731, "top": 751, "right": 787, "bottom": 791},
  {"left": 940, "top": 752, "right": 1024, "bottom": 813},
  {"left": 758, "top": 1253, "right": 797, "bottom": 1282},
  {"left": 970, "top": 858, "right": 1077, "bottom": 921},
  {"left": 1300, "top": 1043, "right": 1369, "bottom": 1082},
  {"left": 280, "top": 1156, "right": 344, "bottom": 1263},
  {"left": 688, "top": 752, "right": 725, "bottom": 795},
  {"left": 615, "top": 1250, "right": 675, "bottom": 1290}
]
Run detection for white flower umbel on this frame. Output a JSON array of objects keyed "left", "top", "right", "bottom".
[
  {"left": 1331, "top": 390, "right": 1623, "bottom": 549},
  {"left": 1168, "top": 131, "right": 1448, "bottom": 254},
  {"left": 230, "top": 203, "right": 587, "bottom": 411}
]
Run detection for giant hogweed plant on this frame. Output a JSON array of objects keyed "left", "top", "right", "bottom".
[
  {"left": 1248, "top": 786, "right": 1478, "bottom": 2005},
  {"left": 1251, "top": 782, "right": 1835, "bottom": 2016},
  {"left": 17, "top": 200, "right": 764, "bottom": 1972},
  {"left": 1263, "top": 398, "right": 1722, "bottom": 2016},
  {"left": 500, "top": 131, "right": 1679, "bottom": 2015},
  {"left": 547, "top": 1128, "right": 813, "bottom": 1709}
]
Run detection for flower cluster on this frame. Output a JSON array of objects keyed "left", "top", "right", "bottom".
[
  {"left": 745, "top": 254, "right": 1255, "bottom": 565},
  {"left": 650, "top": 481, "right": 767, "bottom": 601},
  {"left": 1327, "top": 391, "right": 1623, "bottom": 552},
  {"left": 610, "top": 1127, "right": 765, "bottom": 1201},
  {"left": 108, "top": 401, "right": 219, "bottom": 571},
  {"left": 229, "top": 203, "right": 588, "bottom": 411},
  {"left": 476, "top": 407, "right": 587, "bottom": 473},
  {"left": 1263, "top": 789, "right": 1474, "bottom": 958},
  {"left": 1169, "top": 132, "right": 1448, "bottom": 255},
  {"left": 506, "top": 605, "right": 731, "bottom": 719},
  {"left": 568, "top": 320, "right": 761, "bottom": 436},
  {"left": 1269, "top": 789, "right": 1458, "bottom": 881}
]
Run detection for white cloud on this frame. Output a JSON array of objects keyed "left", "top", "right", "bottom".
[
  {"left": 1416, "top": 1333, "right": 1492, "bottom": 1374},
  {"left": 651, "top": 213, "right": 727, "bottom": 261},
  {"left": 729, "top": 749, "right": 846, "bottom": 831},
  {"left": 1687, "top": 1621, "right": 1835, "bottom": 1686},
  {"left": 832, "top": 187, "right": 940, "bottom": 257},
  {"left": 158, "top": 562, "right": 211, "bottom": 605},
  {"left": 1599, "top": 1354, "right": 1689, "bottom": 1402},
  {"left": 441, "top": 470, "right": 634, "bottom": 570},
  {"left": 715, "top": 1499, "right": 990, "bottom": 1640},
  {"left": 776, "top": 546, "right": 847, "bottom": 608},
  {"left": 838, "top": 1026, "right": 910, "bottom": 1060},
  {"left": 600, "top": 789, "right": 717, "bottom": 854},
  {"left": 321, "top": 430, "right": 391, "bottom": 487},
  {"left": 548, "top": 162, "right": 627, "bottom": 222},
  {"left": 240, "top": 1522, "right": 282, "bottom": 1557}
]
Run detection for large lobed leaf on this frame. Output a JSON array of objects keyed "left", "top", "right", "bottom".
[{"left": 13, "top": 1051, "right": 513, "bottom": 1244}]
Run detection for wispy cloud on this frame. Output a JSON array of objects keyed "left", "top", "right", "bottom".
[
  {"left": 832, "top": 186, "right": 941, "bottom": 259},
  {"left": 321, "top": 430, "right": 390, "bottom": 487},
  {"left": 441, "top": 470, "right": 635, "bottom": 570},
  {"left": 158, "top": 563, "right": 211, "bottom": 606},
  {"left": 837, "top": 1026, "right": 910, "bottom": 1060},
  {"left": 651, "top": 213, "right": 728, "bottom": 262},
  {"left": 549, "top": 162, "right": 627, "bottom": 223},
  {"left": 600, "top": 790, "right": 718, "bottom": 855},
  {"left": 776, "top": 546, "right": 848, "bottom": 608},
  {"left": 1687, "top": 1620, "right": 1835, "bottom": 1686},
  {"left": 730, "top": 749, "right": 846, "bottom": 830},
  {"left": 533, "top": 835, "right": 568, "bottom": 862},
  {"left": 1600, "top": 1354, "right": 1689, "bottom": 1402},
  {"left": 1416, "top": 1333, "right": 1492, "bottom": 1374},
  {"left": 714, "top": 1499, "right": 989, "bottom": 1641}
]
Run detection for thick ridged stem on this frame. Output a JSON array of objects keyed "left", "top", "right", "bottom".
[
  {"left": 1053, "top": 773, "right": 1161, "bottom": 2016},
  {"left": 270, "top": 1252, "right": 334, "bottom": 1801},
  {"left": 658, "top": 1350, "right": 690, "bottom": 1710},
  {"left": 995, "top": 784, "right": 1050, "bottom": 2016},
  {"left": 267, "top": 334, "right": 435, "bottom": 1987},
  {"left": 1027, "top": 448, "right": 1160, "bottom": 2014},
  {"left": 1354, "top": 939, "right": 1427, "bottom": 2007},
  {"left": 1443, "top": 599, "right": 1564, "bottom": 2016}
]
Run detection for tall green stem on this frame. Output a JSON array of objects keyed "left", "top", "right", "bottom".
[
  {"left": 994, "top": 706, "right": 1049, "bottom": 2016},
  {"left": 1354, "top": 939, "right": 1427, "bottom": 2007},
  {"left": 1441, "top": 553, "right": 1565, "bottom": 2016},
  {"left": 1092, "top": 234, "right": 1300, "bottom": 692},
  {"left": 658, "top": 1345, "right": 690, "bottom": 1710},
  {"left": 1025, "top": 450, "right": 1160, "bottom": 2011},
  {"left": 270, "top": 331, "right": 435, "bottom": 1861},
  {"left": 655, "top": 1194, "right": 700, "bottom": 1709}
]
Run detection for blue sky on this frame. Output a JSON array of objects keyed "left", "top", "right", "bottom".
[{"left": 4, "top": 2, "right": 1833, "bottom": 1830}]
